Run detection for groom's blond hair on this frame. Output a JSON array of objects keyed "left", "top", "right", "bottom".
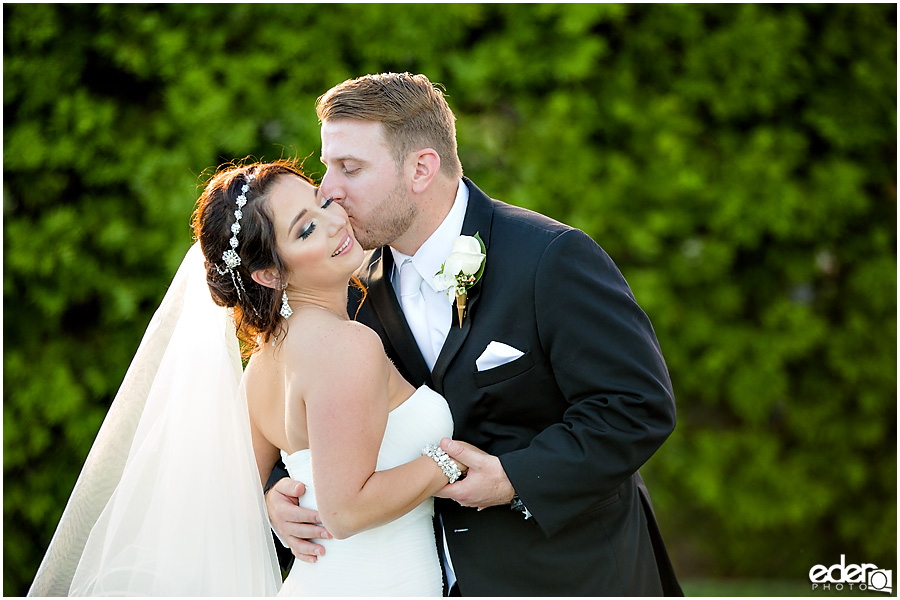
[{"left": 316, "top": 72, "right": 463, "bottom": 179}]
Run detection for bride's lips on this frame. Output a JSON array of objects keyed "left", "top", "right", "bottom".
[{"left": 331, "top": 231, "right": 353, "bottom": 257}]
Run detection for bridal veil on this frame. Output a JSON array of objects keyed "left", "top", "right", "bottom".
[{"left": 29, "top": 243, "right": 281, "bottom": 596}]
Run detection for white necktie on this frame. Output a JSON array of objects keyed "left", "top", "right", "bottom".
[{"left": 398, "top": 259, "right": 437, "bottom": 370}]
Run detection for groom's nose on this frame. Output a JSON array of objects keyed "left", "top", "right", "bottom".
[{"left": 320, "top": 171, "right": 345, "bottom": 204}]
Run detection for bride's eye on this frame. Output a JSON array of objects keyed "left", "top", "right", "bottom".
[
  {"left": 299, "top": 198, "right": 332, "bottom": 239},
  {"left": 299, "top": 221, "right": 316, "bottom": 240}
]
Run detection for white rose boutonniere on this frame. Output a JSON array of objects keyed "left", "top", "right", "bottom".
[{"left": 433, "top": 233, "right": 486, "bottom": 327}]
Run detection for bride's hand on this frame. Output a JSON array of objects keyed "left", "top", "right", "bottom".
[{"left": 265, "top": 477, "right": 333, "bottom": 563}]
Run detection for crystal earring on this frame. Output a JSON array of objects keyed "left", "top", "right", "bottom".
[{"left": 280, "top": 287, "right": 293, "bottom": 319}]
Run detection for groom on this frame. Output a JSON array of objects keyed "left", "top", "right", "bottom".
[{"left": 267, "top": 72, "right": 682, "bottom": 596}]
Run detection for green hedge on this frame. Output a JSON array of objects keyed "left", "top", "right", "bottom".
[{"left": 4, "top": 4, "right": 895, "bottom": 595}]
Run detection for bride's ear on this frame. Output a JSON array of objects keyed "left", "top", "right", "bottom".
[{"left": 251, "top": 267, "right": 281, "bottom": 290}]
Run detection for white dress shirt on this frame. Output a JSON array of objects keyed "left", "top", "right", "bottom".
[{"left": 390, "top": 179, "right": 469, "bottom": 371}]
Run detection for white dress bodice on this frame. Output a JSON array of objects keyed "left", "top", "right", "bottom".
[{"left": 277, "top": 385, "right": 452, "bottom": 597}]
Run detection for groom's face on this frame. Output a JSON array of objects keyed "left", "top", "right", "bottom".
[{"left": 320, "top": 119, "right": 417, "bottom": 250}]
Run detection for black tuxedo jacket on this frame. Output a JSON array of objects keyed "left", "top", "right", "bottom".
[{"left": 350, "top": 178, "right": 682, "bottom": 596}]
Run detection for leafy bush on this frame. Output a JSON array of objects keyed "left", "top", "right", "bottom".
[{"left": 4, "top": 4, "right": 895, "bottom": 594}]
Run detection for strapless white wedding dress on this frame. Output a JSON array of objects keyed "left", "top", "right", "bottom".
[{"left": 277, "top": 385, "right": 451, "bottom": 597}]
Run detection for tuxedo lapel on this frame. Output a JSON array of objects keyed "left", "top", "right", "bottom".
[
  {"left": 431, "top": 178, "right": 494, "bottom": 394},
  {"left": 363, "top": 247, "right": 432, "bottom": 386}
]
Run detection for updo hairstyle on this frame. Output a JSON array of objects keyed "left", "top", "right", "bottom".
[{"left": 191, "top": 159, "right": 310, "bottom": 354}]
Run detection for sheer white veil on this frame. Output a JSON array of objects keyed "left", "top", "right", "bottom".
[{"left": 28, "top": 243, "right": 281, "bottom": 596}]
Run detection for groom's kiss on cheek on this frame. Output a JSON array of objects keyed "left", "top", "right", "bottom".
[{"left": 319, "top": 118, "right": 422, "bottom": 253}]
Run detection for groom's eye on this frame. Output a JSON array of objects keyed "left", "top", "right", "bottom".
[{"left": 322, "top": 197, "right": 333, "bottom": 209}]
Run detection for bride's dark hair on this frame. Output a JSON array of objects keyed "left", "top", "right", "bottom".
[{"left": 191, "top": 159, "right": 309, "bottom": 355}]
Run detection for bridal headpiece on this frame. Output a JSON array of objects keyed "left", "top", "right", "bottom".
[{"left": 216, "top": 170, "right": 255, "bottom": 302}]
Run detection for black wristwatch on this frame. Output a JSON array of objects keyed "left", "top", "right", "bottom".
[{"left": 510, "top": 494, "right": 532, "bottom": 520}]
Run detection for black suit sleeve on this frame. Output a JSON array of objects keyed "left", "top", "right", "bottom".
[{"left": 498, "top": 229, "right": 676, "bottom": 538}]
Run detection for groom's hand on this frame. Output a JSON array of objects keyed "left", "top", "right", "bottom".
[
  {"left": 265, "top": 477, "right": 332, "bottom": 563},
  {"left": 433, "top": 438, "right": 516, "bottom": 508}
]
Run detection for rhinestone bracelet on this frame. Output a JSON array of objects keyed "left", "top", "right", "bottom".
[{"left": 422, "top": 443, "right": 463, "bottom": 484}]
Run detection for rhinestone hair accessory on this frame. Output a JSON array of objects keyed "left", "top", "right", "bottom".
[{"left": 216, "top": 170, "right": 258, "bottom": 313}]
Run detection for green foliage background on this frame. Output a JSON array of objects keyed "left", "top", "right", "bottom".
[{"left": 4, "top": 4, "right": 896, "bottom": 595}]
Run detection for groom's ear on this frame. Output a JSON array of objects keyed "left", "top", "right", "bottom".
[
  {"left": 409, "top": 148, "right": 440, "bottom": 194},
  {"left": 251, "top": 267, "right": 281, "bottom": 290}
]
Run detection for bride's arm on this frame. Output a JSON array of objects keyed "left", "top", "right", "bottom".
[
  {"left": 251, "top": 416, "right": 281, "bottom": 490},
  {"left": 296, "top": 322, "right": 451, "bottom": 540}
]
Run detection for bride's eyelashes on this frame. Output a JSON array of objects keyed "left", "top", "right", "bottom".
[
  {"left": 299, "top": 222, "right": 316, "bottom": 239},
  {"left": 298, "top": 197, "right": 335, "bottom": 240}
]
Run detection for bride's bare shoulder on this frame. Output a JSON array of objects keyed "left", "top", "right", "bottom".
[{"left": 283, "top": 317, "right": 387, "bottom": 378}]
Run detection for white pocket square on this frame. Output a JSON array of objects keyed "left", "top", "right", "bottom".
[{"left": 476, "top": 341, "right": 526, "bottom": 372}]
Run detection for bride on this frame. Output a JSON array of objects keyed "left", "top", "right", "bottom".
[{"left": 28, "top": 160, "right": 465, "bottom": 596}]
